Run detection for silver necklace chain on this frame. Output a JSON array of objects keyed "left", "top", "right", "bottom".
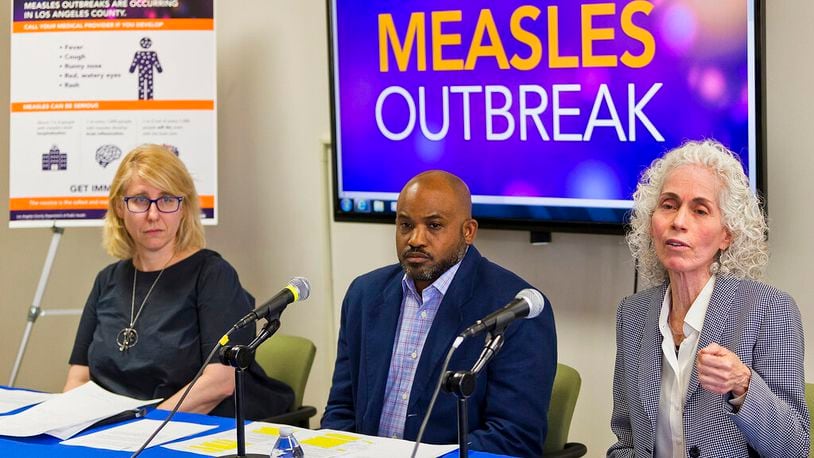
[{"left": 116, "top": 256, "right": 172, "bottom": 352}]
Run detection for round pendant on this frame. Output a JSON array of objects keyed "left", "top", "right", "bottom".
[{"left": 116, "top": 327, "right": 139, "bottom": 352}]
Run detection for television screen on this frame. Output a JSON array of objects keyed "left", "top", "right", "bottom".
[{"left": 328, "top": 0, "right": 764, "bottom": 234}]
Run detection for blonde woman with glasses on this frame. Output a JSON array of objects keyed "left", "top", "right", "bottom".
[{"left": 63, "top": 144, "right": 293, "bottom": 420}]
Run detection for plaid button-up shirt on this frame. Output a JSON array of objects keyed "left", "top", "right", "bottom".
[{"left": 377, "top": 260, "right": 463, "bottom": 439}]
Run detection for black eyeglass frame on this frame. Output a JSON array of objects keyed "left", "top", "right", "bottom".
[{"left": 122, "top": 195, "right": 184, "bottom": 213}]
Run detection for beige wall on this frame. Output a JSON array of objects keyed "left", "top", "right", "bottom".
[{"left": 1, "top": 1, "right": 812, "bottom": 455}]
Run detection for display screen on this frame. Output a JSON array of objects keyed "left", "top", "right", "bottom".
[{"left": 328, "top": 0, "right": 764, "bottom": 233}]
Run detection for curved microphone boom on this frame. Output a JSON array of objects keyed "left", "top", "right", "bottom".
[
  {"left": 460, "top": 288, "right": 545, "bottom": 338},
  {"left": 235, "top": 277, "right": 310, "bottom": 328}
]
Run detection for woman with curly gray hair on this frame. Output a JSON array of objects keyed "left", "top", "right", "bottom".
[{"left": 608, "top": 140, "right": 809, "bottom": 457}]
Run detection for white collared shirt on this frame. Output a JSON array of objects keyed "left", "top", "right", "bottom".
[{"left": 655, "top": 276, "right": 716, "bottom": 458}]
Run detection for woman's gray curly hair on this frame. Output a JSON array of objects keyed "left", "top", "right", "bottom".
[{"left": 626, "top": 139, "right": 768, "bottom": 286}]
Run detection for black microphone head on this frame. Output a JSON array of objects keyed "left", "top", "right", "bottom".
[
  {"left": 289, "top": 277, "right": 311, "bottom": 301},
  {"left": 516, "top": 288, "right": 545, "bottom": 319}
]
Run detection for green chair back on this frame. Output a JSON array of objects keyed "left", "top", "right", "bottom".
[
  {"left": 806, "top": 383, "right": 814, "bottom": 458},
  {"left": 255, "top": 334, "right": 316, "bottom": 410},
  {"left": 543, "top": 363, "right": 582, "bottom": 454}
]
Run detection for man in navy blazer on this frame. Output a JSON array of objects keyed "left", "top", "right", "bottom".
[{"left": 322, "top": 171, "right": 557, "bottom": 456}]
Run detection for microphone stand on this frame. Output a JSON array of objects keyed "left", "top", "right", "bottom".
[
  {"left": 441, "top": 332, "right": 505, "bottom": 458},
  {"left": 218, "top": 317, "right": 281, "bottom": 458}
]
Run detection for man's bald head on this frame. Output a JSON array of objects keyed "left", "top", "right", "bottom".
[{"left": 398, "top": 170, "right": 473, "bottom": 218}]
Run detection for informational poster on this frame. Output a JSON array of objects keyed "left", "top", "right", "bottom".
[{"left": 9, "top": 1, "right": 216, "bottom": 227}]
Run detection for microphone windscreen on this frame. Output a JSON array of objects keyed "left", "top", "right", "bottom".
[
  {"left": 516, "top": 288, "right": 545, "bottom": 319},
  {"left": 290, "top": 277, "right": 311, "bottom": 301}
]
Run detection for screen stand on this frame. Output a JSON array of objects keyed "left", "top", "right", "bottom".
[{"left": 530, "top": 231, "right": 552, "bottom": 245}]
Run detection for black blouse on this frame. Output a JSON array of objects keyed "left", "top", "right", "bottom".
[{"left": 69, "top": 249, "right": 293, "bottom": 419}]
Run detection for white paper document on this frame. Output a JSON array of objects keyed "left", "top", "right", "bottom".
[
  {"left": 0, "top": 381, "right": 160, "bottom": 438},
  {"left": 0, "top": 387, "right": 53, "bottom": 414},
  {"left": 60, "top": 418, "right": 216, "bottom": 451},
  {"left": 162, "top": 421, "right": 457, "bottom": 457},
  {"left": 47, "top": 418, "right": 106, "bottom": 441}
]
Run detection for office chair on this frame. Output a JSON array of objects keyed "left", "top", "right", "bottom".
[
  {"left": 255, "top": 334, "right": 318, "bottom": 428},
  {"left": 543, "top": 363, "right": 587, "bottom": 457}
]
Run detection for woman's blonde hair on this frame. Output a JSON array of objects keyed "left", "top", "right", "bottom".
[
  {"left": 626, "top": 139, "right": 768, "bottom": 286},
  {"left": 103, "top": 144, "right": 205, "bottom": 259}
]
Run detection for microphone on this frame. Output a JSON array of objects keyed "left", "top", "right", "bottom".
[
  {"left": 235, "top": 277, "right": 311, "bottom": 328},
  {"left": 460, "top": 288, "right": 545, "bottom": 338}
]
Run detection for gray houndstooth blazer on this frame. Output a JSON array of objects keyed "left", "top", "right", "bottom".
[{"left": 608, "top": 275, "right": 809, "bottom": 458}]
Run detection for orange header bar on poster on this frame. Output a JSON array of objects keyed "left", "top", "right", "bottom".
[
  {"left": 10, "top": 100, "right": 214, "bottom": 112},
  {"left": 10, "top": 195, "right": 216, "bottom": 211},
  {"left": 13, "top": 18, "right": 213, "bottom": 33}
]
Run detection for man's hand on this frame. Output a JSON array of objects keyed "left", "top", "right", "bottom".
[{"left": 696, "top": 342, "right": 751, "bottom": 396}]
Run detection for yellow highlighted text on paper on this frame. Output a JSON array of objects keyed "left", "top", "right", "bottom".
[
  {"left": 301, "top": 432, "right": 361, "bottom": 448},
  {"left": 189, "top": 439, "right": 239, "bottom": 453},
  {"left": 252, "top": 426, "right": 281, "bottom": 436}
]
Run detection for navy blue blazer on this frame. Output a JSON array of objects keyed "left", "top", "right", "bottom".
[
  {"left": 322, "top": 246, "right": 557, "bottom": 456},
  {"left": 609, "top": 276, "right": 809, "bottom": 457}
]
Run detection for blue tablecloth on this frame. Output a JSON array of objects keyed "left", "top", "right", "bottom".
[{"left": 0, "top": 408, "right": 505, "bottom": 457}]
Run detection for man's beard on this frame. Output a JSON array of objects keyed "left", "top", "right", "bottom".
[{"left": 400, "top": 239, "right": 468, "bottom": 284}]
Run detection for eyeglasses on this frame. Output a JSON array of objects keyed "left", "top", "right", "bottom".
[{"left": 123, "top": 195, "right": 184, "bottom": 213}]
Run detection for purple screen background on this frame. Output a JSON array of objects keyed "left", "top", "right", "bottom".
[{"left": 332, "top": 0, "right": 755, "bottom": 204}]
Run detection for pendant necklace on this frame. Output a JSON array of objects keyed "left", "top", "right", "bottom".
[{"left": 116, "top": 255, "right": 173, "bottom": 352}]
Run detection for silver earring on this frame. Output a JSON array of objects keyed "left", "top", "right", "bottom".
[{"left": 709, "top": 261, "right": 720, "bottom": 274}]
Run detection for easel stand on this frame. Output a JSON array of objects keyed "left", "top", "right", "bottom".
[
  {"left": 441, "top": 332, "right": 506, "bottom": 458},
  {"left": 218, "top": 318, "right": 281, "bottom": 458},
  {"left": 9, "top": 226, "right": 82, "bottom": 386}
]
